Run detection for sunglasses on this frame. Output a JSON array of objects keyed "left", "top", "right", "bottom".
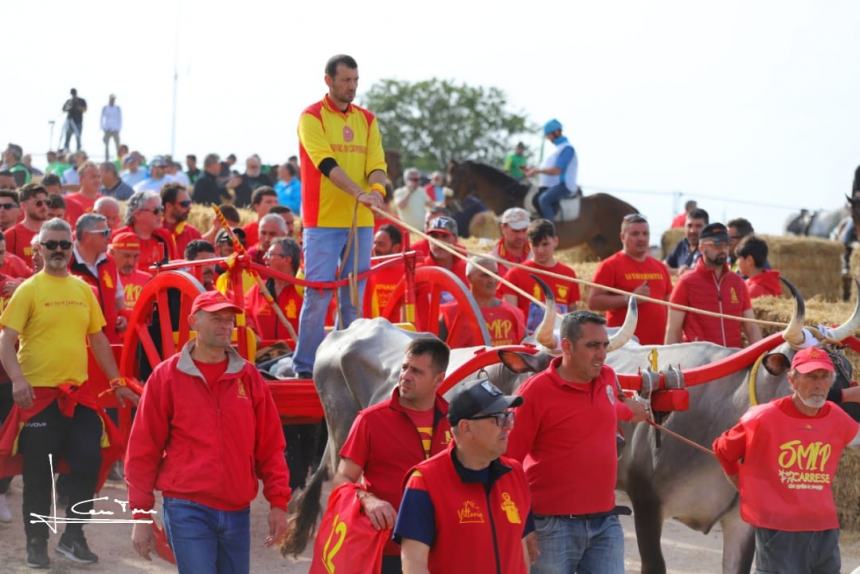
[
  {"left": 41, "top": 240, "right": 73, "bottom": 251},
  {"left": 469, "top": 411, "right": 515, "bottom": 428},
  {"left": 34, "top": 200, "right": 47, "bottom": 208},
  {"left": 144, "top": 207, "right": 164, "bottom": 215},
  {"left": 177, "top": 200, "right": 192, "bottom": 208},
  {"left": 0, "top": 203, "right": 17, "bottom": 210},
  {"left": 86, "top": 228, "right": 111, "bottom": 238}
]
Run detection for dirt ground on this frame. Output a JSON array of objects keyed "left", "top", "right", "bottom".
[{"left": 1, "top": 478, "right": 860, "bottom": 573}]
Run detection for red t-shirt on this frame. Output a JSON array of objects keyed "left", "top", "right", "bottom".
[
  {"left": 0, "top": 252, "right": 33, "bottom": 279},
  {"left": 499, "top": 260, "right": 581, "bottom": 334},
  {"left": 671, "top": 212, "right": 687, "bottom": 228},
  {"left": 340, "top": 388, "right": 451, "bottom": 556},
  {"left": 167, "top": 221, "right": 202, "bottom": 260},
  {"left": 120, "top": 269, "right": 152, "bottom": 310},
  {"left": 192, "top": 358, "right": 229, "bottom": 387},
  {"left": 591, "top": 252, "right": 674, "bottom": 345},
  {"left": 244, "top": 282, "right": 302, "bottom": 341},
  {"left": 669, "top": 259, "right": 752, "bottom": 347},
  {"left": 4, "top": 223, "right": 38, "bottom": 267},
  {"left": 506, "top": 359, "right": 632, "bottom": 515},
  {"left": 746, "top": 269, "right": 782, "bottom": 299},
  {"left": 441, "top": 300, "right": 525, "bottom": 348},
  {"left": 401, "top": 407, "right": 435, "bottom": 459},
  {"left": 64, "top": 192, "right": 98, "bottom": 227},
  {"left": 491, "top": 239, "right": 530, "bottom": 275},
  {"left": 417, "top": 254, "right": 468, "bottom": 286},
  {"left": 366, "top": 259, "right": 406, "bottom": 316},
  {"left": 243, "top": 220, "right": 259, "bottom": 249},
  {"left": 713, "top": 396, "right": 858, "bottom": 531}
]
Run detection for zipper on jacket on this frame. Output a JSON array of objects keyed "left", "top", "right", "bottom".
[
  {"left": 485, "top": 488, "right": 502, "bottom": 574},
  {"left": 712, "top": 273, "right": 727, "bottom": 346}
]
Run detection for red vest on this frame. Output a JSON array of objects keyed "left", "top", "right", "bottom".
[
  {"left": 407, "top": 445, "right": 529, "bottom": 574},
  {"left": 737, "top": 397, "right": 858, "bottom": 531},
  {"left": 70, "top": 253, "right": 121, "bottom": 343}
]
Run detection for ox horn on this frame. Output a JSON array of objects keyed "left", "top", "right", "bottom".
[
  {"left": 607, "top": 296, "right": 638, "bottom": 352},
  {"left": 826, "top": 278, "right": 860, "bottom": 342},
  {"left": 780, "top": 277, "right": 806, "bottom": 347},
  {"left": 532, "top": 275, "right": 558, "bottom": 349}
]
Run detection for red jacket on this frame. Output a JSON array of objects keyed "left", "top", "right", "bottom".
[
  {"left": 125, "top": 342, "right": 291, "bottom": 514},
  {"left": 746, "top": 269, "right": 782, "bottom": 299},
  {"left": 70, "top": 250, "right": 122, "bottom": 343}
]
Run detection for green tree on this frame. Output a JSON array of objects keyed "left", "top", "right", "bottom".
[{"left": 362, "top": 78, "right": 532, "bottom": 174}]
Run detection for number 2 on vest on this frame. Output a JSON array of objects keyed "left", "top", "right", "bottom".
[{"left": 322, "top": 514, "right": 348, "bottom": 573}]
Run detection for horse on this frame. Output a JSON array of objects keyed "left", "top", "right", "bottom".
[
  {"left": 446, "top": 160, "right": 638, "bottom": 258},
  {"left": 783, "top": 206, "right": 848, "bottom": 238}
]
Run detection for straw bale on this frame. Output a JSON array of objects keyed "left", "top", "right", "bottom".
[
  {"left": 661, "top": 228, "right": 685, "bottom": 259},
  {"left": 760, "top": 234, "right": 842, "bottom": 302},
  {"left": 188, "top": 204, "right": 255, "bottom": 234}
]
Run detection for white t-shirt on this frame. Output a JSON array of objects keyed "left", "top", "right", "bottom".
[{"left": 393, "top": 185, "right": 429, "bottom": 230}]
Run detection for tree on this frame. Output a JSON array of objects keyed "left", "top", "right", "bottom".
[{"left": 362, "top": 78, "right": 532, "bottom": 174}]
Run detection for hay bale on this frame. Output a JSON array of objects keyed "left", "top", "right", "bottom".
[
  {"left": 556, "top": 245, "right": 601, "bottom": 264},
  {"left": 661, "top": 228, "right": 685, "bottom": 259},
  {"left": 468, "top": 211, "right": 500, "bottom": 239},
  {"left": 760, "top": 234, "right": 842, "bottom": 301},
  {"left": 188, "top": 204, "right": 255, "bottom": 234}
]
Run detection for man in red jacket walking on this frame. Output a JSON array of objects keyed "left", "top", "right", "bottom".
[
  {"left": 126, "top": 290, "right": 290, "bottom": 573},
  {"left": 713, "top": 347, "right": 860, "bottom": 574}
]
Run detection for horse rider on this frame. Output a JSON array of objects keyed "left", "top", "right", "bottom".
[{"left": 525, "top": 119, "right": 579, "bottom": 221}]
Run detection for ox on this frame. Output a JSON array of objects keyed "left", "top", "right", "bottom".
[{"left": 283, "top": 284, "right": 860, "bottom": 574}]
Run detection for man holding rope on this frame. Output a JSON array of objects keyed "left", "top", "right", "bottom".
[{"left": 292, "top": 53, "right": 388, "bottom": 379}]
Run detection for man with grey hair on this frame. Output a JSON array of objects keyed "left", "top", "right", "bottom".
[
  {"left": 393, "top": 167, "right": 430, "bottom": 230},
  {"left": 440, "top": 256, "right": 525, "bottom": 348},
  {"left": 114, "top": 190, "right": 176, "bottom": 271},
  {"left": 192, "top": 153, "right": 230, "bottom": 205},
  {"left": 71, "top": 213, "right": 127, "bottom": 343},
  {"left": 0, "top": 217, "right": 137, "bottom": 568},
  {"left": 94, "top": 196, "right": 121, "bottom": 230},
  {"left": 133, "top": 157, "right": 172, "bottom": 194},
  {"left": 248, "top": 212, "right": 288, "bottom": 265},
  {"left": 507, "top": 310, "right": 647, "bottom": 574},
  {"left": 233, "top": 154, "right": 272, "bottom": 208},
  {"left": 99, "top": 161, "right": 134, "bottom": 200}
]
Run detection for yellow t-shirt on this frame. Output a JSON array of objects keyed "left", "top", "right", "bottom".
[{"left": 0, "top": 272, "right": 106, "bottom": 388}]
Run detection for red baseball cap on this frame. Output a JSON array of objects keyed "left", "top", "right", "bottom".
[
  {"left": 791, "top": 347, "right": 835, "bottom": 374},
  {"left": 110, "top": 231, "right": 141, "bottom": 251},
  {"left": 190, "top": 291, "right": 242, "bottom": 316}
]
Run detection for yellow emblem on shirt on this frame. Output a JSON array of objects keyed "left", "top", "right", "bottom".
[{"left": 500, "top": 492, "right": 521, "bottom": 524}]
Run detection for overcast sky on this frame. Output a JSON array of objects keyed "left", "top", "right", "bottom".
[{"left": 3, "top": 0, "right": 859, "bottom": 233}]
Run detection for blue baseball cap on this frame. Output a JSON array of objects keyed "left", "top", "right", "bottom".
[{"left": 543, "top": 119, "right": 563, "bottom": 135}]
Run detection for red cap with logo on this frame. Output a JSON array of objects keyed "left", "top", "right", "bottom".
[
  {"left": 791, "top": 346, "right": 835, "bottom": 374},
  {"left": 190, "top": 291, "right": 242, "bottom": 316},
  {"left": 110, "top": 232, "right": 141, "bottom": 251}
]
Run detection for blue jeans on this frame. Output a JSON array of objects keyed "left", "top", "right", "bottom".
[
  {"left": 292, "top": 226, "right": 372, "bottom": 374},
  {"left": 538, "top": 183, "right": 574, "bottom": 219},
  {"left": 162, "top": 497, "right": 251, "bottom": 574},
  {"left": 531, "top": 514, "right": 624, "bottom": 574}
]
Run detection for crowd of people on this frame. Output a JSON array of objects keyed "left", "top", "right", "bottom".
[{"left": 0, "top": 51, "right": 853, "bottom": 574}]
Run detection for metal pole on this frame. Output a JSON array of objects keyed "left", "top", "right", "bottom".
[
  {"left": 169, "top": 0, "right": 180, "bottom": 157},
  {"left": 48, "top": 120, "right": 55, "bottom": 153}
]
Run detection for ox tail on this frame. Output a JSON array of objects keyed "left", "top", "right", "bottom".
[{"left": 281, "top": 441, "right": 332, "bottom": 558}]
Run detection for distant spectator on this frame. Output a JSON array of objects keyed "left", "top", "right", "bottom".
[
  {"left": 243, "top": 186, "right": 279, "bottom": 247},
  {"left": 232, "top": 154, "right": 272, "bottom": 207},
  {"left": 114, "top": 144, "right": 129, "bottom": 172},
  {"left": 64, "top": 161, "right": 102, "bottom": 226},
  {"left": 62, "top": 87, "right": 87, "bottom": 151},
  {"left": 94, "top": 196, "right": 121, "bottom": 230},
  {"left": 47, "top": 194, "right": 66, "bottom": 220},
  {"left": 727, "top": 217, "right": 755, "bottom": 265},
  {"left": 275, "top": 162, "right": 301, "bottom": 214},
  {"left": 164, "top": 158, "right": 190, "bottom": 187},
  {"left": 503, "top": 141, "right": 528, "bottom": 181},
  {"left": 22, "top": 155, "right": 42, "bottom": 177},
  {"left": 202, "top": 204, "right": 241, "bottom": 245},
  {"left": 287, "top": 155, "right": 300, "bottom": 180},
  {"left": 99, "top": 161, "right": 134, "bottom": 200},
  {"left": 120, "top": 153, "right": 147, "bottom": 188},
  {"left": 393, "top": 168, "right": 430, "bottom": 230},
  {"left": 42, "top": 174, "right": 62, "bottom": 196},
  {"left": 192, "top": 153, "right": 230, "bottom": 205},
  {"left": 2, "top": 144, "right": 30, "bottom": 187},
  {"left": 671, "top": 199, "right": 698, "bottom": 228},
  {"left": 62, "top": 151, "right": 88, "bottom": 186},
  {"left": 161, "top": 183, "right": 201, "bottom": 257},
  {"left": 423, "top": 171, "right": 452, "bottom": 206},
  {"left": 133, "top": 156, "right": 171, "bottom": 193},
  {"left": 737, "top": 235, "right": 781, "bottom": 299},
  {"left": 185, "top": 154, "right": 201, "bottom": 184},
  {"left": 45, "top": 151, "right": 70, "bottom": 178},
  {"left": 100, "top": 94, "right": 122, "bottom": 160},
  {"left": 665, "top": 207, "right": 709, "bottom": 274}
]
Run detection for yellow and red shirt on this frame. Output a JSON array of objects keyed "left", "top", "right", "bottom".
[
  {"left": 244, "top": 280, "right": 302, "bottom": 341},
  {"left": 298, "top": 95, "right": 387, "bottom": 229}
]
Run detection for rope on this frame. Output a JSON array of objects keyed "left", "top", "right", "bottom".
[
  {"left": 646, "top": 419, "right": 715, "bottom": 456},
  {"left": 334, "top": 199, "right": 361, "bottom": 329}
]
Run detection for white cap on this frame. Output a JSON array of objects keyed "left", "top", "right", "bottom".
[{"left": 500, "top": 207, "right": 530, "bottom": 230}]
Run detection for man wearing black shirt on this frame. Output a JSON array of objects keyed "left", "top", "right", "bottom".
[
  {"left": 231, "top": 154, "right": 273, "bottom": 208},
  {"left": 62, "top": 88, "right": 87, "bottom": 152},
  {"left": 192, "top": 153, "right": 230, "bottom": 205}
]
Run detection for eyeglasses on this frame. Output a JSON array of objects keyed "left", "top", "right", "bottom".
[
  {"left": 86, "top": 228, "right": 111, "bottom": 238},
  {"left": 177, "top": 200, "right": 192, "bottom": 208},
  {"left": 143, "top": 207, "right": 164, "bottom": 215},
  {"left": 469, "top": 411, "right": 515, "bottom": 428},
  {"left": 41, "top": 240, "right": 72, "bottom": 251},
  {"left": 0, "top": 203, "right": 17, "bottom": 210},
  {"left": 34, "top": 200, "right": 47, "bottom": 208}
]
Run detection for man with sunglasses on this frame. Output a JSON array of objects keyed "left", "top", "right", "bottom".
[
  {"left": 589, "top": 213, "right": 674, "bottom": 345},
  {"left": 114, "top": 191, "right": 177, "bottom": 272},
  {"left": 395, "top": 378, "right": 532, "bottom": 574},
  {"left": 0, "top": 217, "right": 137, "bottom": 568},
  {"left": 335, "top": 338, "right": 452, "bottom": 574},
  {"left": 70, "top": 213, "right": 127, "bottom": 344},
  {"left": 161, "top": 183, "right": 201, "bottom": 258},
  {"left": 4, "top": 182, "right": 48, "bottom": 268},
  {"left": 0, "top": 190, "right": 21, "bottom": 233},
  {"left": 506, "top": 311, "right": 648, "bottom": 574}
]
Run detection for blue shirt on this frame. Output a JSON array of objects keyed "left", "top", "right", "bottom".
[{"left": 275, "top": 179, "right": 301, "bottom": 215}]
